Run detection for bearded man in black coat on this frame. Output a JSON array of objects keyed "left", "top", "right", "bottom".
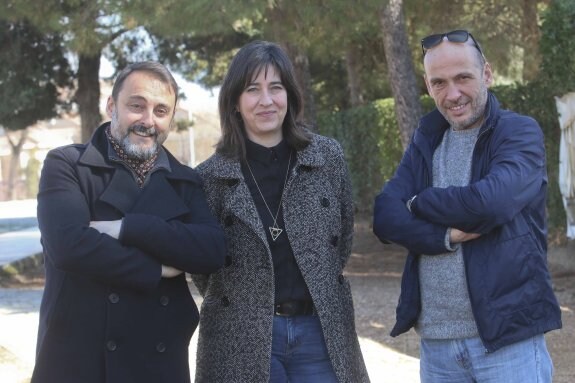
[{"left": 31, "top": 61, "right": 226, "bottom": 383}]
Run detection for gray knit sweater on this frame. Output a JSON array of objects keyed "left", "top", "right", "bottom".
[{"left": 416, "top": 126, "right": 480, "bottom": 339}]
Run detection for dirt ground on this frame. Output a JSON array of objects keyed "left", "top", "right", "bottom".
[
  {"left": 347, "top": 216, "right": 575, "bottom": 383},
  {"left": 3, "top": 215, "right": 574, "bottom": 382}
]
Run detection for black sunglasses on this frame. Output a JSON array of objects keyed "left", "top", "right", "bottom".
[{"left": 421, "top": 30, "right": 484, "bottom": 57}]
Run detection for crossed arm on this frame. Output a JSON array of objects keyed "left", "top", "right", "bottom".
[
  {"left": 89, "top": 220, "right": 183, "bottom": 278},
  {"left": 38, "top": 148, "right": 225, "bottom": 291},
  {"left": 374, "top": 118, "right": 545, "bottom": 253}
]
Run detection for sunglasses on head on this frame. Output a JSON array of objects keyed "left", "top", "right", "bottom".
[{"left": 421, "top": 30, "right": 484, "bottom": 57}]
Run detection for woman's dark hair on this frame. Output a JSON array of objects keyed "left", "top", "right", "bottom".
[{"left": 216, "top": 40, "right": 311, "bottom": 159}]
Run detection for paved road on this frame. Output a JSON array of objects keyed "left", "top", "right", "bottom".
[
  {"left": 0, "top": 228, "right": 41, "bottom": 267},
  {"left": 0, "top": 199, "right": 40, "bottom": 267}
]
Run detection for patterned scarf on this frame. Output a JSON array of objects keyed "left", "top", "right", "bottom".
[{"left": 105, "top": 126, "right": 158, "bottom": 188}]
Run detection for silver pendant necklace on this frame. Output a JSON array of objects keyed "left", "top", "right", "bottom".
[{"left": 245, "top": 151, "right": 292, "bottom": 241}]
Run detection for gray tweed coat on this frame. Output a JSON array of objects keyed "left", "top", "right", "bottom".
[{"left": 193, "top": 133, "right": 369, "bottom": 382}]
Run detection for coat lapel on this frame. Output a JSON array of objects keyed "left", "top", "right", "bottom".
[
  {"left": 77, "top": 124, "right": 139, "bottom": 215},
  {"left": 129, "top": 171, "right": 190, "bottom": 219},
  {"left": 98, "top": 167, "right": 141, "bottom": 214},
  {"left": 78, "top": 123, "right": 190, "bottom": 220},
  {"left": 209, "top": 155, "right": 269, "bottom": 247},
  {"left": 227, "top": 179, "right": 269, "bottom": 246}
]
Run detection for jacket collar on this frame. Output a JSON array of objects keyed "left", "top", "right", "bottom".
[
  {"left": 78, "top": 122, "right": 197, "bottom": 183},
  {"left": 245, "top": 138, "right": 291, "bottom": 164},
  {"left": 296, "top": 133, "right": 326, "bottom": 169},
  {"left": 415, "top": 91, "right": 501, "bottom": 149},
  {"left": 207, "top": 132, "right": 324, "bottom": 180},
  {"left": 78, "top": 122, "right": 198, "bottom": 219}
]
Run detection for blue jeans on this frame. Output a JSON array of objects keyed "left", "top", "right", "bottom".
[
  {"left": 420, "top": 335, "right": 553, "bottom": 383},
  {"left": 269, "top": 315, "right": 337, "bottom": 383}
]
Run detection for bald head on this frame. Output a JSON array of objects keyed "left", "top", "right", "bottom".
[{"left": 424, "top": 38, "right": 486, "bottom": 72}]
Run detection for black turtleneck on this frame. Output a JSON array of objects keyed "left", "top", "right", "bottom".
[{"left": 241, "top": 139, "right": 312, "bottom": 305}]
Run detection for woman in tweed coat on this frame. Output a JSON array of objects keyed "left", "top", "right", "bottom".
[{"left": 193, "top": 41, "right": 369, "bottom": 382}]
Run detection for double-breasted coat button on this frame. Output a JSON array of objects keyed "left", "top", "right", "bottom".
[
  {"left": 321, "top": 197, "right": 330, "bottom": 207},
  {"left": 331, "top": 235, "right": 339, "bottom": 246},
  {"left": 221, "top": 296, "right": 231, "bottom": 307},
  {"left": 108, "top": 293, "right": 119, "bottom": 304},
  {"left": 225, "top": 255, "right": 233, "bottom": 267},
  {"left": 106, "top": 340, "right": 117, "bottom": 351},
  {"left": 224, "top": 216, "right": 233, "bottom": 227},
  {"left": 159, "top": 296, "right": 170, "bottom": 306},
  {"left": 338, "top": 274, "right": 345, "bottom": 284},
  {"left": 156, "top": 342, "right": 166, "bottom": 353}
]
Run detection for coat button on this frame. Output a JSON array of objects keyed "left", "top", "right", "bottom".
[
  {"left": 160, "top": 296, "right": 170, "bottom": 306},
  {"left": 227, "top": 179, "right": 239, "bottom": 187},
  {"left": 321, "top": 197, "right": 330, "bottom": 207},
  {"left": 106, "top": 340, "right": 117, "bottom": 351},
  {"left": 338, "top": 274, "right": 345, "bottom": 284},
  {"left": 331, "top": 235, "right": 339, "bottom": 247},
  {"left": 224, "top": 216, "right": 233, "bottom": 227},
  {"left": 108, "top": 293, "right": 119, "bottom": 304},
  {"left": 156, "top": 342, "right": 166, "bottom": 353},
  {"left": 221, "top": 296, "right": 230, "bottom": 307}
]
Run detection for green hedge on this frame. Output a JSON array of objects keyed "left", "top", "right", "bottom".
[
  {"left": 317, "top": 96, "right": 434, "bottom": 214},
  {"left": 317, "top": 88, "right": 565, "bottom": 230},
  {"left": 317, "top": 102, "right": 391, "bottom": 214}
]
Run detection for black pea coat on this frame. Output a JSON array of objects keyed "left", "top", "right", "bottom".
[{"left": 31, "top": 123, "right": 226, "bottom": 383}]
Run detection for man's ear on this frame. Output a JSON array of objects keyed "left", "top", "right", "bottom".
[
  {"left": 483, "top": 62, "right": 494, "bottom": 87},
  {"left": 423, "top": 74, "right": 432, "bottom": 96},
  {"left": 106, "top": 97, "right": 115, "bottom": 118}
]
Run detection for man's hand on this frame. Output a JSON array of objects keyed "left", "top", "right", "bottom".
[
  {"left": 90, "top": 220, "right": 123, "bottom": 239},
  {"left": 161, "top": 265, "right": 183, "bottom": 278},
  {"left": 450, "top": 228, "right": 481, "bottom": 243}
]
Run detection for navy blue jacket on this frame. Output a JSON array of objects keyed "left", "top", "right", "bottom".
[
  {"left": 32, "top": 123, "right": 226, "bottom": 383},
  {"left": 373, "top": 93, "right": 562, "bottom": 352}
]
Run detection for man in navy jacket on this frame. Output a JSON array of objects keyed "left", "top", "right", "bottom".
[
  {"left": 32, "top": 62, "right": 226, "bottom": 383},
  {"left": 373, "top": 30, "right": 561, "bottom": 382}
]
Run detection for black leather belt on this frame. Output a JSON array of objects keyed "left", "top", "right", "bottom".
[{"left": 274, "top": 300, "right": 315, "bottom": 316}]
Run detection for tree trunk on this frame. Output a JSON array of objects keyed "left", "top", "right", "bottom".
[
  {"left": 379, "top": 0, "right": 422, "bottom": 150},
  {"left": 5, "top": 129, "right": 28, "bottom": 200},
  {"left": 345, "top": 44, "right": 365, "bottom": 107},
  {"left": 77, "top": 52, "right": 102, "bottom": 143},
  {"left": 521, "top": 0, "right": 541, "bottom": 82},
  {"left": 266, "top": 4, "right": 317, "bottom": 129},
  {"left": 283, "top": 42, "right": 317, "bottom": 129}
]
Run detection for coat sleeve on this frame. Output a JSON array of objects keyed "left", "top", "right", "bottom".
[
  {"left": 411, "top": 117, "right": 546, "bottom": 234},
  {"left": 119, "top": 181, "right": 226, "bottom": 275},
  {"left": 373, "top": 141, "right": 450, "bottom": 255},
  {"left": 37, "top": 148, "right": 161, "bottom": 292}
]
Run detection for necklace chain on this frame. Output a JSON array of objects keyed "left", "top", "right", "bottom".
[{"left": 245, "top": 151, "right": 292, "bottom": 241}]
